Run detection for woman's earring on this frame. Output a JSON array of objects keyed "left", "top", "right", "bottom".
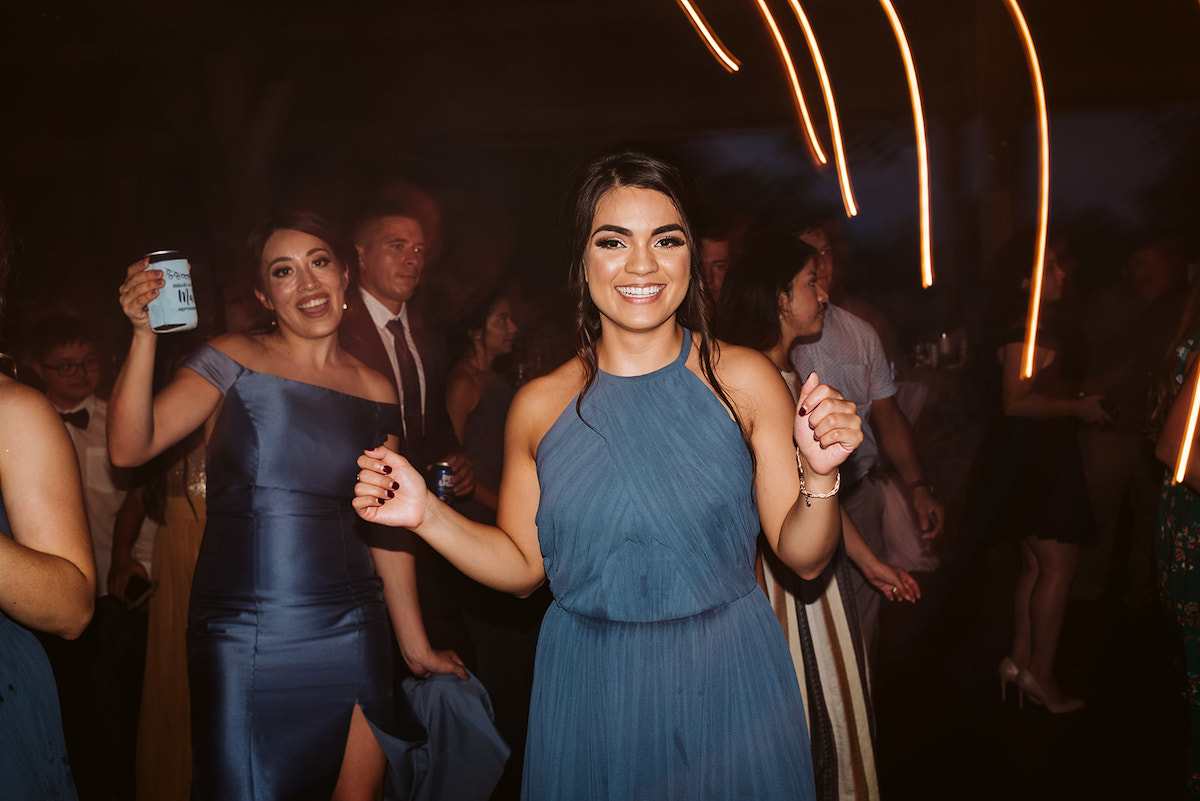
[{"left": 342, "top": 302, "right": 348, "bottom": 311}]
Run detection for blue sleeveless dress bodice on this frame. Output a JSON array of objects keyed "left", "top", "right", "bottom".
[
  {"left": 182, "top": 345, "right": 413, "bottom": 800},
  {"left": 527, "top": 330, "right": 815, "bottom": 800},
  {"left": 0, "top": 490, "right": 78, "bottom": 800}
]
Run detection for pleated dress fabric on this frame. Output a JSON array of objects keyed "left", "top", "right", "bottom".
[
  {"left": 181, "top": 345, "right": 418, "bottom": 801},
  {"left": 527, "top": 330, "right": 815, "bottom": 801},
  {"left": 0, "top": 491, "right": 79, "bottom": 800}
]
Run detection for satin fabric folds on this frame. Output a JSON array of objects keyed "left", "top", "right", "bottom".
[
  {"left": 528, "top": 331, "right": 816, "bottom": 801},
  {"left": 182, "top": 345, "right": 418, "bottom": 801}
]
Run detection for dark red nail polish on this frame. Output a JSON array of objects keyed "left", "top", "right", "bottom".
[
  {"left": 382, "top": 465, "right": 392, "bottom": 474},
  {"left": 378, "top": 497, "right": 386, "bottom": 505},
  {"left": 798, "top": 406, "right": 808, "bottom": 416},
  {"left": 391, "top": 481, "right": 399, "bottom": 490},
  {"left": 386, "top": 490, "right": 395, "bottom": 499}
]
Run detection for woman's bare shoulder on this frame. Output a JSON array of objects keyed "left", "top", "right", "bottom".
[
  {"left": 0, "top": 377, "right": 70, "bottom": 441},
  {"left": 507, "top": 358, "right": 586, "bottom": 447},
  {"left": 354, "top": 362, "right": 400, "bottom": 405},
  {"left": 204, "top": 332, "right": 261, "bottom": 363},
  {"left": 709, "top": 339, "right": 780, "bottom": 391}
]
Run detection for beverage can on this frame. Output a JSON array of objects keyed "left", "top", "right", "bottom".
[
  {"left": 428, "top": 461, "right": 454, "bottom": 503},
  {"left": 144, "top": 250, "right": 197, "bottom": 333}
]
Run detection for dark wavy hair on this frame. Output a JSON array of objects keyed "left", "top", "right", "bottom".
[
  {"left": 448, "top": 287, "right": 508, "bottom": 365},
  {"left": 242, "top": 211, "right": 352, "bottom": 332},
  {"left": 563, "top": 149, "right": 744, "bottom": 439},
  {"left": 717, "top": 229, "right": 818, "bottom": 352},
  {"left": 244, "top": 211, "right": 353, "bottom": 294}
]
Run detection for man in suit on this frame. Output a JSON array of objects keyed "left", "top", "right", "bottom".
[{"left": 341, "top": 209, "right": 478, "bottom": 676}]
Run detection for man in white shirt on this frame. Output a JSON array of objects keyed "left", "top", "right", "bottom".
[{"left": 790, "top": 224, "right": 943, "bottom": 669}]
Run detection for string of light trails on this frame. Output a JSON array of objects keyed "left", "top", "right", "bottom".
[
  {"left": 1004, "top": 0, "right": 1051, "bottom": 381},
  {"left": 877, "top": 0, "right": 933, "bottom": 288},
  {"left": 786, "top": 0, "right": 857, "bottom": 217},
  {"left": 1176, "top": 0, "right": 1200, "bottom": 482},
  {"left": 752, "top": 0, "right": 828, "bottom": 166},
  {"left": 672, "top": 1, "right": 1200, "bottom": 483},
  {"left": 674, "top": 0, "right": 741, "bottom": 73}
]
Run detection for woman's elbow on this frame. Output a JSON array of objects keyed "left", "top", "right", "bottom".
[
  {"left": 108, "top": 443, "right": 144, "bottom": 469},
  {"left": 793, "top": 559, "right": 831, "bottom": 581},
  {"left": 54, "top": 593, "right": 95, "bottom": 640}
]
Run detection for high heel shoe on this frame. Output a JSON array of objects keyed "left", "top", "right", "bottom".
[
  {"left": 998, "top": 657, "right": 1021, "bottom": 703},
  {"left": 1015, "top": 670, "right": 1084, "bottom": 714}
]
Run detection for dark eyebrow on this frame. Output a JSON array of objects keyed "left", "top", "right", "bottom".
[
  {"left": 591, "top": 223, "right": 684, "bottom": 237},
  {"left": 267, "top": 247, "right": 330, "bottom": 269},
  {"left": 592, "top": 224, "right": 630, "bottom": 237}
]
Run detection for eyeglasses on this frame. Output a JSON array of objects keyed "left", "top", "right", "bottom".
[{"left": 41, "top": 358, "right": 100, "bottom": 377}]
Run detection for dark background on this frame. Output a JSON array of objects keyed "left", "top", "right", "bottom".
[{"left": 2, "top": 0, "right": 1197, "bottom": 349}]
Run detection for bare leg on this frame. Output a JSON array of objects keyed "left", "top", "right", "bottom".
[
  {"left": 1009, "top": 537, "right": 1038, "bottom": 668},
  {"left": 331, "top": 704, "right": 385, "bottom": 801},
  {"left": 1025, "top": 537, "right": 1080, "bottom": 699}
]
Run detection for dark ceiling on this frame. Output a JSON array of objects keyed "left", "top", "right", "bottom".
[{"left": 0, "top": 0, "right": 1197, "bottom": 334}]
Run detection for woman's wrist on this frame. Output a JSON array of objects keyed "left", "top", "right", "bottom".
[{"left": 796, "top": 449, "right": 839, "bottom": 505}]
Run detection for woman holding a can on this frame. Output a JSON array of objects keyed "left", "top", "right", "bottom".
[
  {"left": 354, "top": 149, "right": 863, "bottom": 800},
  {"left": 109, "top": 212, "right": 466, "bottom": 801}
]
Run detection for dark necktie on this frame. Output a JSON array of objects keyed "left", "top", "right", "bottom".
[
  {"left": 385, "top": 318, "right": 424, "bottom": 446},
  {"left": 60, "top": 408, "right": 89, "bottom": 429}
]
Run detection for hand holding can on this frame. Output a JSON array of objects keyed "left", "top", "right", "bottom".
[{"left": 143, "top": 251, "right": 197, "bottom": 333}]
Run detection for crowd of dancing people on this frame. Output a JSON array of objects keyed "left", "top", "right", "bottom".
[{"left": 1, "top": 148, "right": 1199, "bottom": 801}]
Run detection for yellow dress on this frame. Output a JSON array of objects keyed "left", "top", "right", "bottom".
[{"left": 136, "top": 441, "right": 206, "bottom": 801}]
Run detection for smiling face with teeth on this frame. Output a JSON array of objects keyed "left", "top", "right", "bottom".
[
  {"left": 255, "top": 228, "right": 348, "bottom": 339},
  {"left": 584, "top": 185, "right": 691, "bottom": 337}
]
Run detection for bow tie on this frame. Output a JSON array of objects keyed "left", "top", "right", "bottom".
[{"left": 60, "top": 409, "right": 89, "bottom": 430}]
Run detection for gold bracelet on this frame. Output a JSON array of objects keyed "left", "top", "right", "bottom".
[{"left": 796, "top": 448, "right": 840, "bottom": 507}]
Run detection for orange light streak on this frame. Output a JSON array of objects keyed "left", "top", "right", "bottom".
[
  {"left": 1175, "top": 365, "right": 1200, "bottom": 484},
  {"left": 1004, "top": 0, "right": 1051, "bottom": 379},
  {"left": 753, "top": 0, "right": 827, "bottom": 165},
  {"left": 785, "top": 0, "right": 856, "bottom": 216},
  {"left": 674, "top": 0, "right": 741, "bottom": 73},
  {"left": 877, "top": 0, "right": 933, "bottom": 287}
]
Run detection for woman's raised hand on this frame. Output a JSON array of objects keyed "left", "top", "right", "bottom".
[
  {"left": 117, "top": 258, "right": 164, "bottom": 332},
  {"left": 353, "top": 446, "right": 430, "bottom": 529},
  {"left": 794, "top": 371, "right": 862, "bottom": 477}
]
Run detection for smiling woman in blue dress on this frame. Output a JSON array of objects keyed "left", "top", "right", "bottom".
[
  {"left": 108, "top": 212, "right": 467, "bottom": 801},
  {"left": 354, "top": 150, "right": 863, "bottom": 800}
]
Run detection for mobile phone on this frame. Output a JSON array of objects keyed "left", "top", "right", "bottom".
[{"left": 123, "top": 574, "right": 157, "bottom": 610}]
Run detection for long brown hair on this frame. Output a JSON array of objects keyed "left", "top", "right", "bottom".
[{"left": 562, "top": 149, "right": 745, "bottom": 442}]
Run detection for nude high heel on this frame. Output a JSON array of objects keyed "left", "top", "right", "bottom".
[
  {"left": 998, "top": 657, "right": 1021, "bottom": 703},
  {"left": 1015, "top": 670, "right": 1084, "bottom": 714}
]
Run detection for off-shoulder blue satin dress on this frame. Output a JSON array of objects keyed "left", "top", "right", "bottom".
[
  {"left": 527, "top": 331, "right": 815, "bottom": 800},
  {"left": 183, "top": 345, "right": 414, "bottom": 800}
]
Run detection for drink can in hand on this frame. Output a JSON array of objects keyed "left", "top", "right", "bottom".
[
  {"left": 144, "top": 250, "right": 197, "bottom": 333},
  {"left": 428, "top": 461, "right": 454, "bottom": 503}
]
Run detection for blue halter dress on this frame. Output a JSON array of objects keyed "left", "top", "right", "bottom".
[{"left": 526, "top": 330, "right": 815, "bottom": 800}]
